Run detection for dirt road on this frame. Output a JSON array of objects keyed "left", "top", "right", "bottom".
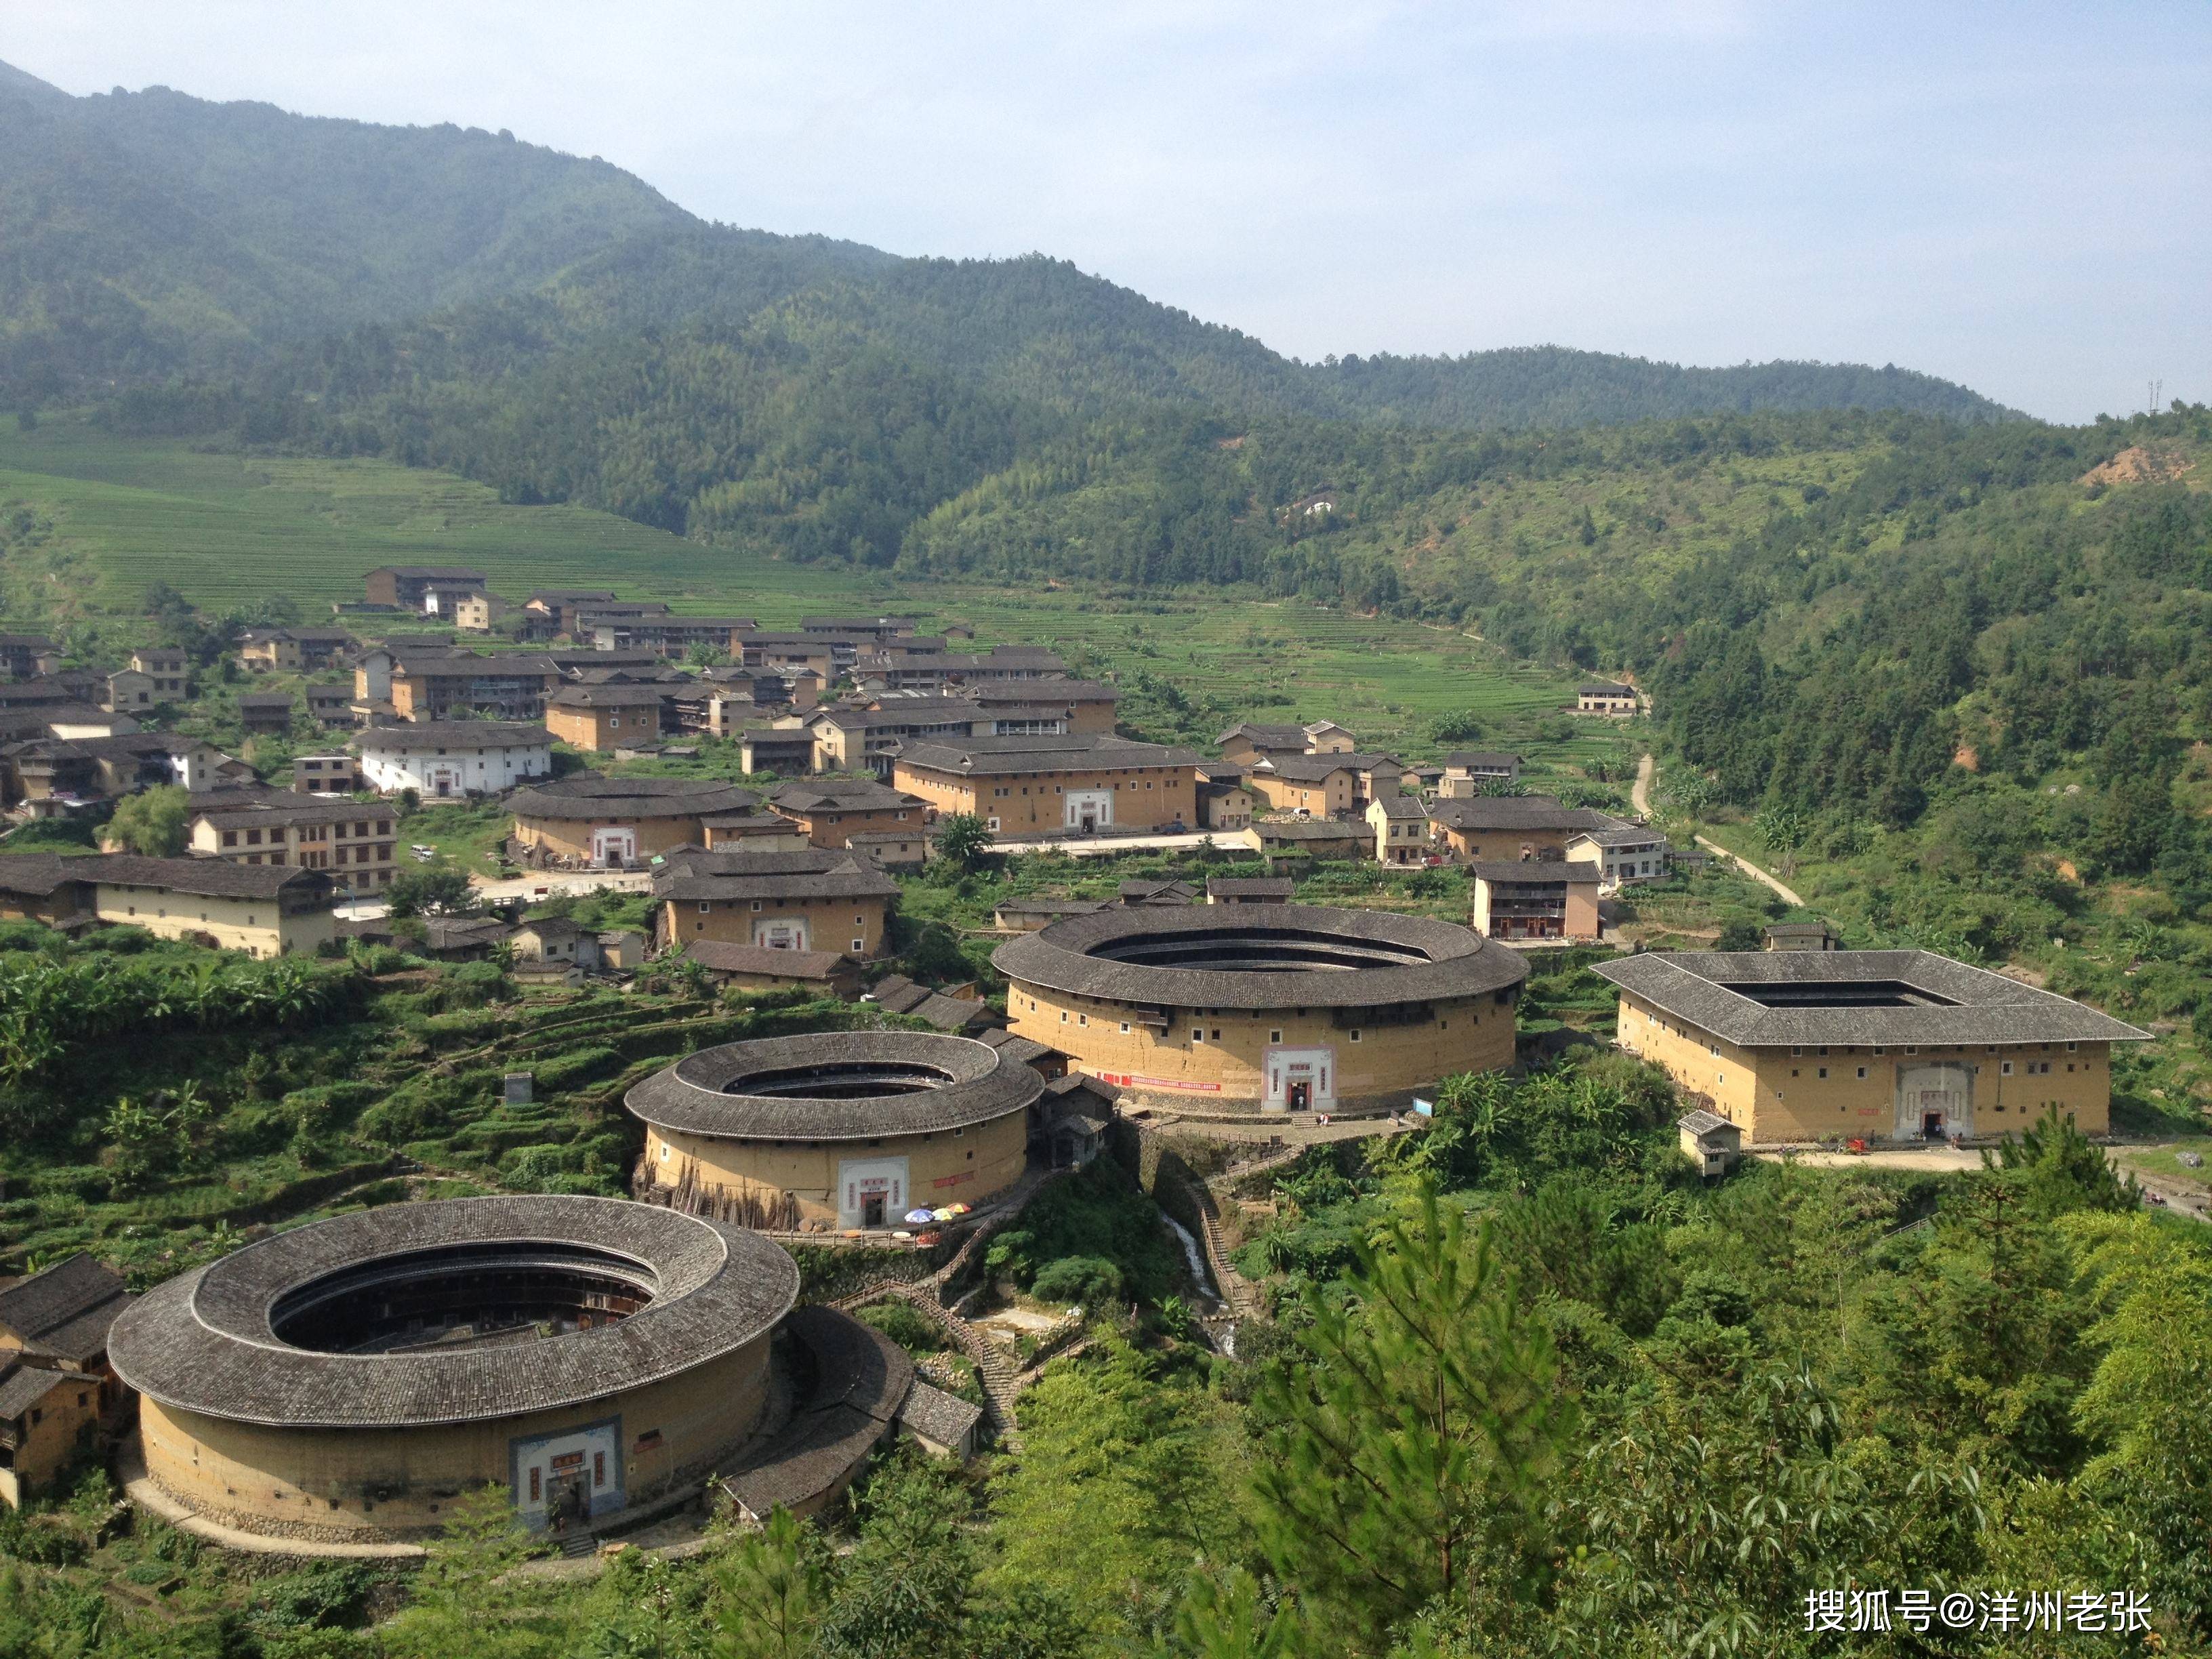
[
  {"left": 1694, "top": 833, "right": 1805, "bottom": 907},
  {"left": 1632, "top": 752, "right": 1654, "bottom": 816}
]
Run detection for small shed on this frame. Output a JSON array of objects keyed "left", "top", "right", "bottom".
[
  {"left": 1206, "top": 877, "right": 1293, "bottom": 905},
  {"left": 1678, "top": 1109, "right": 1744, "bottom": 1176},
  {"left": 598, "top": 929, "right": 649, "bottom": 972},
  {"left": 1763, "top": 922, "right": 1839, "bottom": 952},
  {"left": 897, "top": 1378, "right": 985, "bottom": 1460}
]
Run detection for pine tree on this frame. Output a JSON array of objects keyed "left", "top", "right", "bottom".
[{"left": 1250, "top": 1183, "right": 1576, "bottom": 1652}]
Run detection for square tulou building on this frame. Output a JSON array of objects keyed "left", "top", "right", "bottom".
[{"left": 1596, "top": 949, "right": 2150, "bottom": 1145}]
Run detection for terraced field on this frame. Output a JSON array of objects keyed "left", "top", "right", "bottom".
[{"left": 0, "top": 419, "right": 1593, "bottom": 758}]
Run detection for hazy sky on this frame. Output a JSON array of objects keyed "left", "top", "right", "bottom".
[{"left": 11, "top": 1, "right": 2209, "bottom": 421}]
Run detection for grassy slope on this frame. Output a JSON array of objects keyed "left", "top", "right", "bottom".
[{"left": 0, "top": 417, "right": 1590, "bottom": 760}]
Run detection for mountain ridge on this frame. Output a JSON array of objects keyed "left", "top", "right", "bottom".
[{"left": 0, "top": 58, "right": 2016, "bottom": 428}]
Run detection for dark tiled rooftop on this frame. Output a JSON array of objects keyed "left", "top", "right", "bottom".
[
  {"left": 994, "top": 903, "right": 1525, "bottom": 1010},
  {"left": 626, "top": 1032, "right": 1041, "bottom": 1142},
  {"left": 108, "top": 1196, "right": 797, "bottom": 1429},
  {"left": 1595, "top": 950, "right": 2152, "bottom": 1048}
]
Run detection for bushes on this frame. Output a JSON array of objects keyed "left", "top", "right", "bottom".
[
  {"left": 985, "top": 1160, "right": 1180, "bottom": 1307},
  {"left": 857, "top": 1298, "right": 948, "bottom": 1354},
  {"left": 1030, "top": 1255, "right": 1124, "bottom": 1309}
]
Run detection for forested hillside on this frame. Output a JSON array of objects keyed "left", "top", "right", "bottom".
[{"left": 1, "top": 58, "right": 2011, "bottom": 432}]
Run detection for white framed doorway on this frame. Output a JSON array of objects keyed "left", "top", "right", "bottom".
[
  {"left": 591, "top": 827, "right": 636, "bottom": 867},
  {"left": 754, "top": 918, "right": 810, "bottom": 950},
  {"left": 1263, "top": 1046, "right": 1335, "bottom": 1115},
  {"left": 1894, "top": 1062, "right": 1973, "bottom": 1140},
  {"left": 1064, "top": 790, "right": 1113, "bottom": 832},
  {"left": 836, "top": 1155, "right": 910, "bottom": 1228}
]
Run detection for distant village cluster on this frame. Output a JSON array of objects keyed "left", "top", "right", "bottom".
[{"left": 0, "top": 565, "right": 2152, "bottom": 1547}]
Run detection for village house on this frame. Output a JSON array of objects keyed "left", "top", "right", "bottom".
[
  {"left": 680, "top": 940, "right": 865, "bottom": 998},
  {"left": 737, "top": 724, "right": 821, "bottom": 776},
  {"left": 1244, "top": 754, "right": 1357, "bottom": 817},
  {"left": 544, "top": 682, "right": 666, "bottom": 751},
  {"left": 103, "top": 668, "right": 156, "bottom": 714},
  {"left": 89, "top": 855, "right": 341, "bottom": 956},
  {"left": 353, "top": 720, "right": 553, "bottom": 798},
  {"left": 1197, "top": 771, "right": 1254, "bottom": 832},
  {"left": 1567, "top": 823, "right": 1672, "bottom": 888},
  {"left": 361, "top": 565, "right": 487, "bottom": 612},
  {"left": 1576, "top": 682, "right": 1641, "bottom": 716},
  {"left": 586, "top": 614, "right": 758, "bottom": 657},
  {"left": 127, "top": 649, "right": 189, "bottom": 701},
  {"left": 700, "top": 809, "right": 813, "bottom": 853},
  {"left": 891, "top": 733, "right": 1198, "bottom": 835},
  {"left": 1765, "top": 922, "right": 1841, "bottom": 952},
  {"left": 236, "top": 691, "right": 298, "bottom": 735},
  {"left": 0, "top": 1254, "right": 134, "bottom": 1509},
  {"left": 3, "top": 733, "right": 220, "bottom": 805},
  {"left": 510, "top": 775, "right": 761, "bottom": 866},
  {"left": 522, "top": 590, "right": 617, "bottom": 638},
  {"left": 1597, "top": 949, "right": 2153, "bottom": 1145},
  {"left": 1426, "top": 794, "right": 1616, "bottom": 863},
  {"left": 653, "top": 848, "right": 899, "bottom": 957},
  {"left": 1437, "top": 752, "right": 1523, "bottom": 797},
  {"left": 1468, "top": 861, "right": 1603, "bottom": 943},
  {"left": 352, "top": 648, "right": 567, "bottom": 724},
  {"left": 766, "top": 777, "right": 930, "bottom": 848},
  {"left": 808, "top": 699, "right": 993, "bottom": 775},
  {"left": 968, "top": 679, "right": 1119, "bottom": 735},
  {"left": 992, "top": 897, "right": 1107, "bottom": 931},
  {"left": 1679, "top": 1109, "right": 1744, "bottom": 1177},
  {"left": 0, "top": 857, "right": 99, "bottom": 927},
  {"left": 1216, "top": 723, "right": 1311, "bottom": 766},
  {"left": 1120, "top": 878, "right": 1200, "bottom": 907},
  {"left": 188, "top": 794, "right": 399, "bottom": 894},
  {"left": 0, "top": 635, "right": 58, "bottom": 680},
  {"left": 1206, "top": 876, "right": 1294, "bottom": 904},
  {"left": 238, "top": 628, "right": 356, "bottom": 674},
  {"left": 511, "top": 916, "right": 602, "bottom": 972},
  {"left": 735, "top": 633, "right": 840, "bottom": 682},
  {"left": 1368, "top": 792, "right": 1431, "bottom": 865},
  {"left": 1240, "top": 818, "right": 1374, "bottom": 861},
  {"left": 291, "top": 752, "right": 364, "bottom": 794},
  {"left": 865, "top": 974, "right": 998, "bottom": 1034},
  {"left": 844, "top": 829, "right": 930, "bottom": 871}
]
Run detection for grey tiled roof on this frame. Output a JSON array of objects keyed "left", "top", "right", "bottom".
[
  {"left": 510, "top": 775, "right": 758, "bottom": 821},
  {"left": 1467, "top": 860, "right": 1602, "bottom": 882},
  {"left": 682, "top": 942, "right": 851, "bottom": 979},
  {"left": 1204, "top": 878, "right": 1293, "bottom": 899},
  {"left": 1217, "top": 723, "right": 1309, "bottom": 746},
  {"left": 1369, "top": 793, "right": 1427, "bottom": 820},
  {"left": 993, "top": 903, "right": 1526, "bottom": 1010},
  {"left": 0, "top": 854, "right": 93, "bottom": 898},
  {"left": 0, "top": 1254, "right": 131, "bottom": 1362},
  {"left": 1571, "top": 824, "right": 1665, "bottom": 848},
  {"left": 1593, "top": 951, "right": 2154, "bottom": 1048},
  {"left": 107, "top": 1196, "right": 797, "bottom": 1429},
  {"left": 1443, "top": 752, "right": 1521, "bottom": 769},
  {"left": 1428, "top": 796, "right": 1613, "bottom": 832},
  {"left": 654, "top": 848, "right": 899, "bottom": 903},
  {"left": 354, "top": 722, "right": 551, "bottom": 750},
  {"left": 1253, "top": 755, "right": 1357, "bottom": 782},
  {"left": 91, "top": 855, "right": 337, "bottom": 902},
  {"left": 767, "top": 778, "right": 921, "bottom": 813},
  {"left": 0, "top": 1363, "right": 73, "bottom": 1421},
  {"left": 625, "top": 1032, "right": 1042, "bottom": 1142},
  {"left": 899, "top": 1378, "right": 983, "bottom": 1447},
  {"left": 893, "top": 734, "right": 1197, "bottom": 775}
]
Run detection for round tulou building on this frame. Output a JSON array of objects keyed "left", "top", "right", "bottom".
[
  {"left": 109, "top": 1195, "right": 815, "bottom": 1544},
  {"left": 991, "top": 903, "right": 1526, "bottom": 1115},
  {"left": 627, "top": 1031, "right": 1043, "bottom": 1231}
]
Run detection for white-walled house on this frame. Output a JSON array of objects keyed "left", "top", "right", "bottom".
[{"left": 354, "top": 721, "right": 554, "bottom": 799}]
